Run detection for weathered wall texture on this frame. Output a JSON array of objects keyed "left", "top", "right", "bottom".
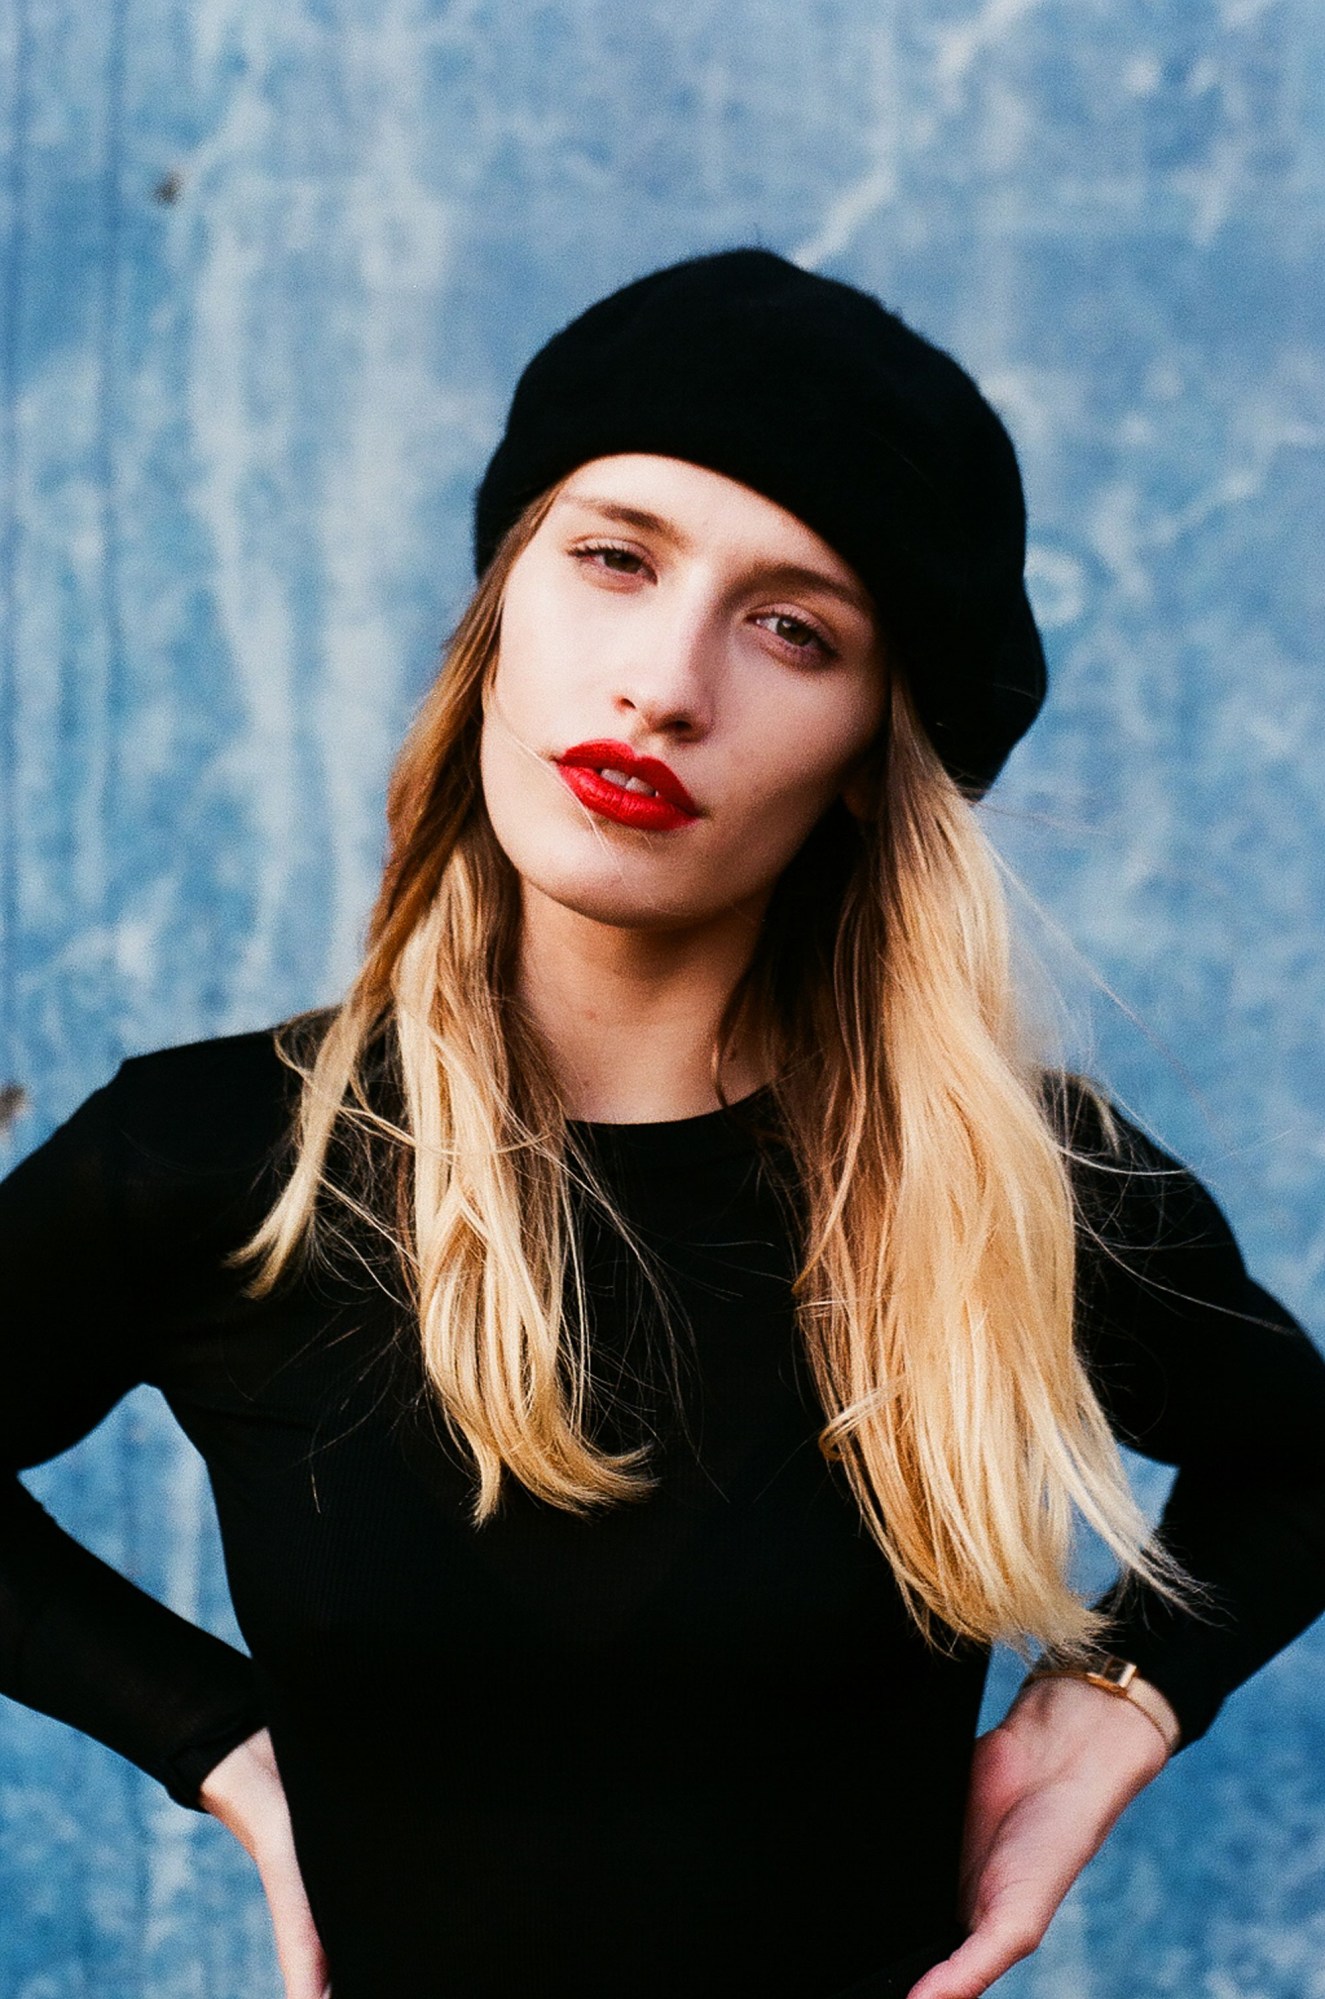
[{"left": 1, "top": 2, "right": 1322, "bottom": 1992}]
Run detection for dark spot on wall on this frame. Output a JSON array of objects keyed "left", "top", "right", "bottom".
[
  {"left": 0, "top": 1082, "right": 27, "bottom": 1133},
  {"left": 154, "top": 170, "right": 184, "bottom": 205}
]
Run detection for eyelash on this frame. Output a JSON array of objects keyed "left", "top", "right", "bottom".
[
  {"left": 572, "top": 540, "right": 647, "bottom": 577},
  {"left": 752, "top": 610, "right": 839, "bottom": 662},
  {"left": 568, "top": 541, "right": 840, "bottom": 663}
]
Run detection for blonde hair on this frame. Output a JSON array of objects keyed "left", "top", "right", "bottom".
[{"left": 238, "top": 484, "right": 1195, "bottom": 1660}]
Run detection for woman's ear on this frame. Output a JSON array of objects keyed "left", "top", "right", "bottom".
[
  {"left": 839, "top": 763, "right": 874, "bottom": 822},
  {"left": 838, "top": 730, "right": 888, "bottom": 823},
  {"left": 839, "top": 660, "right": 891, "bottom": 822}
]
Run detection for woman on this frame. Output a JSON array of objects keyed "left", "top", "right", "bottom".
[{"left": 2, "top": 249, "right": 1323, "bottom": 1999}]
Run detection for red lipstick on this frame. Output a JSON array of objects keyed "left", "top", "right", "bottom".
[{"left": 555, "top": 739, "right": 701, "bottom": 832}]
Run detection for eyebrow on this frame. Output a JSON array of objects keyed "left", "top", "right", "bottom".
[{"left": 558, "top": 493, "right": 875, "bottom": 620}]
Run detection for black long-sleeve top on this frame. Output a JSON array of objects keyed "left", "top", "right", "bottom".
[{"left": 2, "top": 1021, "right": 1324, "bottom": 1999}]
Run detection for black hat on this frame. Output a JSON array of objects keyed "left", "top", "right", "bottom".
[{"left": 474, "top": 248, "right": 1046, "bottom": 797}]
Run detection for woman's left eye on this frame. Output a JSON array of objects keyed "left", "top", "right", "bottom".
[{"left": 754, "top": 612, "right": 836, "bottom": 659}]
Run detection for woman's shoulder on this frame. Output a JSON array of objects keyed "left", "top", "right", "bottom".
[
  {"left": 1040, "top": 1070, "right": 1323, "bottom": 1468},
  {"left": 1040, "top": 1066, "right": 1305, "bottom": 1351},
  {"left": 114, "top": 1006, "right": 335, "bottom": 1114},
  {"left": 1040, "top": 1068, "right": 1216, "bottom": 1247},
  {"left": 92, "top": 1007, "right": 340, "bottom": 1207},
  {"left": 0, "top": 1012, "right": 343, "bottom": 1325}
]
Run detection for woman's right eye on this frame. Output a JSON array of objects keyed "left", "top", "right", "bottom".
[{"left": 571, "top": 542, "right": 648, "bottom": 576}]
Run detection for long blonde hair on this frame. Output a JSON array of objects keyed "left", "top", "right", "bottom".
[{"left": 238, "top": 484, "right": 1195, "bottom": 1660}]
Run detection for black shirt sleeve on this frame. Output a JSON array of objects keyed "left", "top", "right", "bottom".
[
  {"left": 1056, "top": 1076, "right": 1325, "bottom": 1751},
  {"left": 0, "top": 1070, "right": 267, "bottom": 1809}
]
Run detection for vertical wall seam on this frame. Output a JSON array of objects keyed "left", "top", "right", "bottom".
[
  {"left": 98, "top": 2, "right": 155, "bottom": 1983},
  {"left": 0, "top": 0, "right": 32, "bottom": 1123},
  {"left": 98, "top": 0, "right": 129, "bottom": 1073}
]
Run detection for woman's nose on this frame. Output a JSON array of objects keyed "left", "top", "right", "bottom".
[{"left": 610, "top": 597, "right": 718, "bottom": 739}]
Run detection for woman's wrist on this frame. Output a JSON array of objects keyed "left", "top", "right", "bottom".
[
  {"left": 198, "top": 1727, "right": 283, "bottom": 1849},
  {"left": 1007, "top": 1669, "right": 1175, "bottom": 1786},
  {"left": 197, "top": 1727, "right": 328, "bottom": 1993},
  {"left": 1020, "top": 1658, "right": 1181, "bottom": 1759}
]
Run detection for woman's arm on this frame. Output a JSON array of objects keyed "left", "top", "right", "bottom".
[
  {"left": 2, "top": 1057, "right": 331, "bottom": 1994},
  {"left": 1068, "top": 1085, "right": 1325, "bottom": 1745},
  {"left": 909, "top": 1081, "right": 1325, "bottom": 1998},
  {"left": 0, "top": 1072, "right": 269, "bottom": 1801},
  {"left": 200, "top": 1729, "right": 330, "bottom": 1999},
  {"left": 0, "top": 1472, "right": 266, "bottom": 1805}
]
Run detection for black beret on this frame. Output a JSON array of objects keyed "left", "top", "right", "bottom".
[{"left": 474, "top": 248, "right": 1046, "bottom": 797}]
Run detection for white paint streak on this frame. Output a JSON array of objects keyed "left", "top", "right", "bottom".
[
  {"left": 794, "top": 160, "right": 897, "bottom": 271},
  {"left": 793, "top": 24, "right": 901, "bottom": 269},
  {"left": 932, "top": 0, "right": 1045, "bottom": 96},
  {"left": 1025, "top": 543, "right": 1087, "bottom": 628},
  {"left": 182, "top": 74, "right": 303, "bottom": 1013}
]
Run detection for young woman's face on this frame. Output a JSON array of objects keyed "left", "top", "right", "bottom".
[{"left": 480, "top": 454, "right": 888, "bottom": 933}]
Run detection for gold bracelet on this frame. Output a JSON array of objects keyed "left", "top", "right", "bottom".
[{"left": 1023, "top": 1654, "right": 1181, "bottom": 1757}]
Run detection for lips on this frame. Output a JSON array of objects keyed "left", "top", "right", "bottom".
[{"left": 555, "top": 739, "right": 701, "bottom": 832}]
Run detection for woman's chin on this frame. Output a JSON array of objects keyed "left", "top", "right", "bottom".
[{"left": 514, "top": 860, "right": 733, "bottom": 936}]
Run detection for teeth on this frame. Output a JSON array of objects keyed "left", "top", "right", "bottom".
[{"left": 599, "top": 767, "right": 657, "bottom": 797}]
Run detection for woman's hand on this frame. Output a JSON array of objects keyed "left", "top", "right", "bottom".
[
  {"left": 199, "top": 1727, "right": 331, "bottom": 1999},
  {"left": 907, "top": 1674, "right": 1175, "bottom": 1999}
]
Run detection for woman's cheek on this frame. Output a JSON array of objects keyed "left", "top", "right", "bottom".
[
  {"left": 711, "top": 780, "right": 831, "bottom": 900},
  {"left": 755, "top": 741, "right": 857, "bottom": 835},
  {"left": 477, "top": 707, "right": 539, "bottom": 867}
]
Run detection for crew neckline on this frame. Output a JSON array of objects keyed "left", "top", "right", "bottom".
[{"left": 566, "top": 1081, "right": 780, "bottom": 1167}]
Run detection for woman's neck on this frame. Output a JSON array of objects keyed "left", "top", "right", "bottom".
[{"left": 514, "top": 883, "right": 772, "bottom": 1123}]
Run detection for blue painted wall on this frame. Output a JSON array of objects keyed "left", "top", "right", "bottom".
[{"left": 1, "top": 1, "right": 1322, "bottom": 1992}]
